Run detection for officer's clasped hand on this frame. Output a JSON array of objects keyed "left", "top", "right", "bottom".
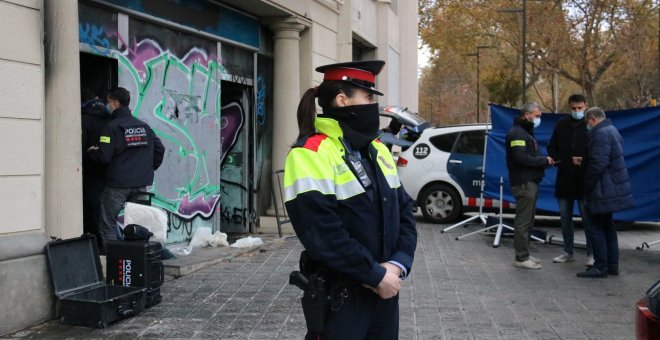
[{"left": 362, "top": 263, "right": 402, "bottom": 299}]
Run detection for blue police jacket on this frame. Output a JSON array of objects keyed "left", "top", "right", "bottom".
[
  {"left": 88, "top": 106, "right": 165, "bottom": 188},
  {"left": 284, "top": 117, "right": 417, "bottom": 288}
]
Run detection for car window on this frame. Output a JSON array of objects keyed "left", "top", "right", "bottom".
[
  {"left": 429, "top": 132, "right": 459, "bottom": 152},
  {"left": 454, "top": 130, "right": 486, "bottom": 155}
]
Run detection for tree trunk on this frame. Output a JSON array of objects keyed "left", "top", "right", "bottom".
[{"left": 584, "top": 82, "right": 596, "bottom": 107}]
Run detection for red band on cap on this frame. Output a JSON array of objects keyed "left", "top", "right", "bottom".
[{"left": 323, "top": 67, "right": 376, "bottom": 84}]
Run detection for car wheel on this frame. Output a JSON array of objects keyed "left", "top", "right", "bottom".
[{"left": 419, "top": 183, "right": 462, "bottom": 224}]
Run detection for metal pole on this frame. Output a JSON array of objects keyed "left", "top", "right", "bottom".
[
  {"left": 465, "top": 52, "right": 479, "bottom": 122},
  {"left": 473, "top": 45, "right": 493, "bottom": 123},
  {"left": 497, "top": 4, "right": 526, "bottom": 104},
  {"left": 552, "top": 71, "right": 558, "bottom": 112},
  {"left": 521, "top": 0, "right": 527, "bottom": 104},
  {"left": 476, "top": 50, "right": 481, "bottom": 123}
]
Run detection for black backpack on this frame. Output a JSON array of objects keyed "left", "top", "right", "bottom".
[{"left": 123, "top": 224, "right": 153, "bottom": 241}]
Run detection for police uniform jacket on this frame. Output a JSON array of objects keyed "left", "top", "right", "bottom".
[
  {"left": 547, "top": 116, "right": 588, "bottom": 199},
  {"left": 81, "top": 99, "right": 111, "bottom": 179},
  {"left": 583, "top": 119, "right": 634, "bottom": 215},
  {"left": 88, "top": 106, "right": 165, "bottom": 188},
  {"left": 284, "top": 117, "right": 417, "bottom": 288},
  {"left": 505, "top": 118, "right": 548, "bottom": 187}
]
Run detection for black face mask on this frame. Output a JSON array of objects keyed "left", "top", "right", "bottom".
[
  {"left": 323, "top": 103, "right": 380, "bottom": 149},
  {"left": 517, "top": 117, "right": 534, "bottom": 132}
]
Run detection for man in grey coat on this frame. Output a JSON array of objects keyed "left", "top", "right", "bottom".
[{"left": 578, "top": 107, "right": 634, "bottom": 278}]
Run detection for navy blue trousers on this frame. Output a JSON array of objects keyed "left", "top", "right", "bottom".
[
  {"left": 585, "top": 212, "right": 619, "bottom": 272},
  {"left": 305, "top": 286, "right": 399, "bottom": 340}
]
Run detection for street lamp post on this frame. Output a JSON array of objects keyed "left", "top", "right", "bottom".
[
  {"left": 466, "top": 45, "right": 493, "bottom": 123},
  {"left": 498, "top": 0, "right": 527, "bottom": 104},
  {"left": 657, "top": 0, "right": 660, "bottom": 104}
]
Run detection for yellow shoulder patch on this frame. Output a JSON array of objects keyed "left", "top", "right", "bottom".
[
  {"left": 100, "top": 136, "right": 111, "bottom": 143},
  {"left": 510, "top": 140, "right": 526, "bottom": 147}
]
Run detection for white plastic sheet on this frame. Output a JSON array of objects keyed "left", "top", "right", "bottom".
[
  {"left": 190, "top": 228, "right": 230, "bottom": 248},
  {"left": 167, "top": 228, "right": 229, "bottom": 256},
  {"left": 124, "top": 202, "right": 168, "bottom": 244},
  {"left": 230, "top": 236, "right": 263, "bottom": 248},
  {"left": 168, "top": 243, "right": 192, "bottom": 256}
]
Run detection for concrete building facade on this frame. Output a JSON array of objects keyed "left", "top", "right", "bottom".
[{"left": 0, "top": 0, "right": 418, "bottom": 334}]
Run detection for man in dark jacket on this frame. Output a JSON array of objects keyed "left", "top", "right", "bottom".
[
  {"left": 547, "top": 94, "right": 593, "bottom": 266},
  {"left": 81, "top": 89, "right": 111, "bottom": 247},
  {"left": 506, "top": 102, "right": 555, "bottom": 269},
  {"left": 577, "top": 107, "right": 634, "bottom": 278},
  {"left": 88, "top": 87, "right": 165, "bottom": 249}
]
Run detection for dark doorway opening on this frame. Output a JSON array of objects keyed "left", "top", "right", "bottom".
[
  {"left": 79, "top": 52, "right": 118, "bottom": 249},
  {"left": 219, "top": 81, "right": 253, "bottom": 233},
  {"left": 80, "top": 52, "right": 118, "bottom": 100}
]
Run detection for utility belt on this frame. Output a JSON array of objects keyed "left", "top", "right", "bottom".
[{"left": 289, "top": 251, "right": 353, "bottom": 333}]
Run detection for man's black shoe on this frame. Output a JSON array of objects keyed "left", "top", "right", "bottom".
[
  {"left": 608, "top": 268, "right": 619, "bottom": 276},
  {"left": 577, "top": 267, "right": 608, "bottom": 278}
]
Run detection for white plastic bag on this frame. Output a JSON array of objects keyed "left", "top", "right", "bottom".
[
  {"left": 166, "top": 229, "right": 229, "bottom": 256},
  {"left": 189, "top": 228, "right": 229, "bottom": 248},
  {"left": 230, "top": 236, "right": 263, "bottom": 248},
  {"left": 209, "top": 231, "right": 229, "bottom": 247},
  {"left": 124, "top": 202, "right": 168, "bottom": 244},
  {"left": 168, "top": 243, "right": 192, "bottom": 256},
  {"left": 189, "top": 227, "right": 213, "bottom": 249}
]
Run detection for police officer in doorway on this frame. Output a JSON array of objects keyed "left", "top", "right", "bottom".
[
  {"left": 87, "top": 87, "right": 165, "bottom": 250},
  {"left": 284, "top": 60, "right": 417, "bottom": 339},
  {"left": 81, "top": 89, "right": 111, "bottom": 248}
]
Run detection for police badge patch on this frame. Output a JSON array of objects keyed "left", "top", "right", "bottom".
[{"left": 124, "top": 125, "right": 149, "bottom": 147}]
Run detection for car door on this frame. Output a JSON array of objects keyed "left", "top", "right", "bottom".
[{"left": 446, "top": 129, "right": 486, "bottom": 199}]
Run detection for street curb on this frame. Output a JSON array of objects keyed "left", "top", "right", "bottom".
[{"left": 162, "top": 236, "right": 287, "bottom": 277}]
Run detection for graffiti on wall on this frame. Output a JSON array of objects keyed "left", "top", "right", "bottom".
[
  {"left": 79, "top": 18, "right": 252, "bottom": 242},
  {"left": 79, "top": 23, "right": 113, "bottom": 56},
  {"left": 220, "top": 102, "right": 245, "bottom": 164},
  {"left": 219, "top": 96, "right": 250, "bottom": 232},
  {"left": 119, "top": 38, "right": 224, "bottom": 221}
]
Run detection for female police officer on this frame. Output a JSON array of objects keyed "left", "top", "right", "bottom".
[{"left": 283, "top": 60, "right": 417, "bottom": 339}]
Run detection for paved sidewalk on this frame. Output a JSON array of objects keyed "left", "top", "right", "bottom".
[{"left": 5, "top": 218, "right": 660, "bottom": 339}]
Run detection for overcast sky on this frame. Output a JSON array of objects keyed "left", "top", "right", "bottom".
[{"left": 418, "top": 39, "right": 431, "bottom": 77}]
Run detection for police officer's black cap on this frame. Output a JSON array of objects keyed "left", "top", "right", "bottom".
[{"left": 316, "top": 60, "right": 386, "bottom": 96}]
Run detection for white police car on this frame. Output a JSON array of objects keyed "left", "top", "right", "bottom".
[{"left": 395, "top": 123, "right": 492, "bottom": 224}]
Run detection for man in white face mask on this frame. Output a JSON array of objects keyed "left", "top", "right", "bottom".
[
  {"left": 505, "top": 102, "right": 555, "bottom": 269},
  {"left": 548, "top": 94, "right": 594, "bottom": 267}
]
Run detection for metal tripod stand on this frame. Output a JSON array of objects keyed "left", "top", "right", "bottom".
[
  {"left": 441, "top": 129, "right": 491, "bottom": 233},
  {"left": 455, "top": 177, "right": 545, "bottom": 247},
  {"left": 637, "top": 239, "right": 660, "bottom": 251}
]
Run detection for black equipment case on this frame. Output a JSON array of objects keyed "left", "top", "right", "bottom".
[
  {"left": 45, "top": 235, "right": 146, "bottom": 328},
  {"left": 105, "top": 240, "right": 164, "bottom": 308}
]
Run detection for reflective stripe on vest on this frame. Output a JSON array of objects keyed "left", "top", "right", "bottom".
[
  {"left": 284, "top": 117, "right": 403, "bottom": 201},
  {"left": 384, "top": 174, "right": 401, "bottom": 189},
  {"left": 284, "top": 176, "right": 364, "bottom": 202},
  {"left": 374, "top": 142, "right": 400, "bottom": 188}
]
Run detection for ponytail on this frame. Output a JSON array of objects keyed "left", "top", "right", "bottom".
[
  {"left": 296, "top": 88, "right": 318, "bottom": 141},
  {"left": 294, "top": 82, "right": 358, "bottom": 143}
]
